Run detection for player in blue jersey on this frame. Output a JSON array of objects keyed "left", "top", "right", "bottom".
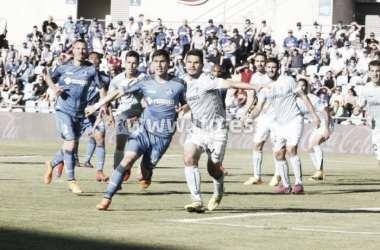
[
  {"left": 44, "top": 40, "right": 102, "bottom": 194},
  {"left": 76, "top": 52, "right": 112, "bottom": 181},
  {"left": 85, "top": 50, "right": 187, "bottom": 210}
]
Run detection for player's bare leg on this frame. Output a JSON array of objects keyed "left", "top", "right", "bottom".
[
  {"left": 308, "top": 134, "right": 326, "bottom": 181},
  {"left": 136, "top": 162, "right": 153, "bottom": 189}
]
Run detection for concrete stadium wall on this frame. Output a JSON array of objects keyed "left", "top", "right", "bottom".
[{"left": 0, "top": 112, "right": 374, "bottom": 156}]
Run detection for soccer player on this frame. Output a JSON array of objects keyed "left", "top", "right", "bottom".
[
  {"left": 85, "top": 50, "right": 187, "bottom": 210},
  {"left": 182, "top": 49, "right": 267, "bottom": 213},
  {"left": 297, "top": 79, "right": 333, "bottom": 180},
  {"left": 44, "top": 40, "right": 102, "bottom": 194},
  {"left": 109, "top": 51, "right": 146, "bottom": 182},
  {"left": 249, "top": 58, "right": 321, "bottom": 194},
  {"left": 358, "top": 60, "right": 380, "bottom": 166},
  {"left": 77, "top": 52, "right": 111, "bottom": 181},
  {"left": 241, "top": 53, "right": 280, "bottom": 187}
]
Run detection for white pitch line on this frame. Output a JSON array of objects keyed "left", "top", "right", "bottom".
[
  {"left": 177, "top": 221, "right": 380, "bottom": 235},
  {"left": 172, "top": 212, "right": 292, "bottom": 223},
  {"left": 351, "top": 208, "right": 380, "bottom": 211},
  {"left": 0, "top": 155, "right": 43, "bottom": 159}
]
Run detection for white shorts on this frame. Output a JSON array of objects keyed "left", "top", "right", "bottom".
[
  {"left": 116, "top": 113, "right": 134, "bottom": 136},
  {"left": 372, "top": 132, "right": 380, "bottom": 160},
  {"left": 254, "top": 116, "right": 275, "bottom": 143},
  {"left": 273, "top": 116, "right": 304, "bottom": 152},
  {"left": 185, "top": 125, "right": 228, "bottom": 163},
  {"left": 309, "top": 121, "right": 334, "bottom": 143}
]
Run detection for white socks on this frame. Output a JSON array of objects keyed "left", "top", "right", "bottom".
[
  {"left": 313, "top": 146, "right": 323, "bottom": 171},
  {"left": 253, "top": 150, "right": 262, "bottom": 179},
  {"left": 185, "top": 165, "right": 202, "bottom": 203},
  {"left": 290, "top": 155, "right": 303, "bottom": 185},
  {"left": 272, "top": 148, "right": 279, "bottom": 175},
  {"left": 213, "top": 173, "right": 225, "bottom": 197},
  {"left": 275, "top": 160, "right": 291, "bottom": 188}
]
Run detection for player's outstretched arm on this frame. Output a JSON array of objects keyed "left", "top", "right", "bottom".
[
  {"left": 243, "top": 101, "right": 265, "bottom": 127},
  {"left": 220, "top": 79, "right": 266, "bottom": 91},
  {"left": 85, "top": 89, "right": 123, "bottom": 117},
  {"left": 297, "top": 90, "right": 321, "bottom": 128}
]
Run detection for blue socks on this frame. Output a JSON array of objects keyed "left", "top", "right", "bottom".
[
  {"left": 105, "top": 165, "right": 127, "bottom": 199},
  {"left": 84, "top": 137, "right": 96, "bottom": 163},
  {"left": 96, "top": 146, "right": 106, "bottom": 171},
  {"left": 51, "top": 149, "right": 64, "bottom": 168},
  {"left": 64, "top": 150, "right": 75, "bottom": 181}
]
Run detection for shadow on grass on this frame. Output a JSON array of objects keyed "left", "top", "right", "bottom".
[
  {"left": 0, "top": 161, "right": 45, "bottom": 165},
  {"left": 0, "top": 227, "right": 177, "bottom": 250}
]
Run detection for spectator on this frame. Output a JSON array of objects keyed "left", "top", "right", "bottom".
[
  {"left": 256, "top": 20, "right": 272, "bottom": 51},
  {"left": 126, "top": 16, "right": 139, "bottom": 39},
  {"left": 232, "top": 28, "right": 245, "bottom": 65},
  {"left": 325, "top": 32, "right": 336, "bottom": 48},
  {"left": 293, "top": 22, "right": 306, "bottom": 43},
  {"left": 351, "top": 33, "right": 362, "bottom": 50},
  {"left": 206, "top": 38, "right": 222, "bottom": 55},
  {"left": 333, "top": 21, "right": 347, "bottom": 40},
  {"left": 54, "top": 27, "right": 66, "bottom": 46},
  {"left": 357, "top": 50, "right": 371, "bottom": 76},
  {"left": 42, "top": 26, "right": 55, "bottom": 45},
  {"left": 16, "top": 56, "right": 34, "bottom": 86},
  {"left": 170, "top": 37, "right": 184, "bottom": 59},
  {"left": 108, "top": 53, "right": 122, "bottom": 72},
  {"left": 364, "top": 32, "right": 379, "bottom": 52},
  {"left": 0, "top": 19, "right": 6, "bottom": 48},
  {"left": 1, "top": 70, "right": 16, "bottom": 91},
  {"left": 341, "top": 106, "right": 365, "bottom": 125},
  {"left": 346, "top": 22, "right": 362, "bottom": 42},
  {"left": 5, "top": 43, "right": 19, "bottom": 62},
  {"left": 155, "top": 27, "right": 167, "bottom": 48},
  {"left": 330, "top": 51, "right": 345, "bottom": 76},
  {"left": 204, "top": 19, "right": 219, "bottom": 39},
  {"left": 20, "top": 41, "right": 31, "bottom": 59},
  {"left": 309, "top": 21, "right": 322, "bottom": 43},
  {"left": 322, "top": 71, "right": 336, "bottom": 89},
  {"left": 219, "top": 29, "right": 230, "bottom": 47},
  {"left": 278, "top": 51, "right": 288, "bottom": 73},
  {"left": 283, "top": 29, "right": 298, "bottom": 51},
  {"left": 0, "top": 51, "right": 4, "bottom": 69},
  {"left": 138, "top": 14, "right": 144, "bottom": 30},
  {"left": 0, "top": 68, "right": 4, "bottom": 88},
  {"left": 344, "top": 87, "right": 358, "bottom": 116},
  {"left": 286, "top": 48, "right": 303, "bottom": 74},
  {"left": 29, "top": 76, "right": 48, "bottom": 101},
  {"left": 320, "top": 92, "right": 330, "bottom": 108},
  {"left": 354, "top": 42, "right": 366, "bottom": 59},
  {"left": 153, "top": 18, "right": 167, "bottom": 33},
  {"left": 165, "top": 29, "right": 176, "bottom": 52},
  {"left": 311, "top": 75, "right": 322, "bottom": 90},
  {"left": 222, "top": 37, "right": 237, "bottom": 73},
  {"left": 209, "top": 47, "right": 223, "bottom": 66},
  {"left": 63, "top": 15, "right": 76, "bottom": 35},
  {"left": 5, "top": 57, "right": 18, "bottom": 77},
  {"left": 202, "top": 55, "right": 213, "bottom": 74},
  {"left": 131, "top": 31, "right": 142, "bottom": 51},
  {"left": 190, "top": 30, "right": 205, "bottom": 50},
  {"left": 235, "top": 62, "right": 254, "bottom": 83},
  {"left": 173, "top": 55, "right": 185, "bottom": 78},
  {"left": 243, "top": 19, "right": 256, "bottom": 52},
  {"left": 328, "top": 41, "right": 340, "bottom": 62},
  {"left": 113, "top": 26, "right": 128, "bottom": 52},
  {"left": 92, "top": 34, "right": 105, "bottom": 55},
  {"left": 346, "top": 57, "right": 358, "bottom": 77},
  {"left": 76, "top": 16, "right": 88, "bottom": 39},
  {"left": 177, "top": 19, "right": 192, "bottom": 39},
  {"left": 41, "top": 44, "right": 53, "bottom": 65},
  {"left": 89, "top": 17, "right": 104, "bottom": 34},
  {"left": 67, "top": 27, "right": 80, "bottom": 44},
  {"left": 298, "top": 35, "right": 310, "bottom": 52},
  {"left": 182, "top": 28, "right": 192, "bottom": 54},
  {"left": 330, "top": 100, "right": 345, "bottom": 124},
  {"left": 142, "top": 19, "right": 154, "bottom": 35},
  {"left": 329, "top": 87, "right": 345, "bottom": 107},
  {"left": 341, "top": 41, "right": 355, "bottom": 62},
  {"left": 105, "top": 23, "right": 116, "bottom": 41},
  {"left": 2, "top": 84, "right": 24, "bottom": 107},
  {"left": 205, "top": 29, "right": 218, "bottom": 49},
  {"left": 337, "top": 33, "right": 348, "bottom": 48},
  {"left": 51, "top": 35, "right": 65, "bottom": 53},
  {"left": 31, "top": 25, "right": 43, "bottom": 42},
  {"left": 319, "top": 51, "right": 330, "bottom": 67},
  {"left": 25, "top": 34, "right": 36, "bottom": 50},
  {"left": 41, "top": 16, "right": 57, "bottom": 34},
  {"left": 89, "top": 25, "right": 104, "bottom": 43}
]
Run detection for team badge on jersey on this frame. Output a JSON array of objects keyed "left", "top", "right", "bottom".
[
  {"left": 64, "top": 77, "right": 71, "bottom": 85},
  {"left": 83, "top": 71, "right": 87, "bottom": 76},
  {"left": 166, "top": 89, "right": 173, "bottom": 95}
]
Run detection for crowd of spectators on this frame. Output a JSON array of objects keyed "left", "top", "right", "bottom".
[{"left": 0, "top": 15, "right": 377, "bottom": 125}]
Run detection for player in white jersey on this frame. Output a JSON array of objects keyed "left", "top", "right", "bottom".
[
  {"left": 249, "top": 58, "right": 321, "bottom": 194},
  {"left": 358, "top": 60, "right": 380, "bottom": 165},
  {"left": 297, "top": 79, "right": 333, "bottom": 180},
  {"left": 109, "top": 51, "right": 146, "bottom": 183},
  {"left": 241, "top": 53, "right": 280, "bottom": 186},
  {"left": 182, "top": 49, "right": 267, "bottom": 213}
]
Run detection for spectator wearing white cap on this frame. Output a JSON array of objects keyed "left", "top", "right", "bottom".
[
  {"left": 63, "top": 15, "right": 76, "bottom": 35},
  {"left": 76, "top": 16, "right": 88, "bottom": 39},
  {"left": 341, "top": 41, "right": 355, "bottom": 62},
  {"left": 293, "top": 22, "right": 306, "bottom": 43},
  {"left": 204, "top": 19, "right": 219, "bottom": 39},
  {"left": 41, "top": 16, "right": 57, "bottom": 34},
  {"left": 328, "top": 41, "right": 339, "bottom": 62}
]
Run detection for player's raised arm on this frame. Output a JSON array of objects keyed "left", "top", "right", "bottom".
[
  {"left": 219, "top": 79, "right": 266, "bottom": 91},
  {"left": 296, "top": 90, "right": 321, "bottom": 128},
  {"left": 85, "top": 89, "right": 124, "bottom": 117}
]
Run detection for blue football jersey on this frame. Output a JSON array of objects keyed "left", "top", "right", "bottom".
[
  {"left": 52, "top": 61, "right": 102, "bottom": 118},
  {"left": 123, "top": 76, "right": 187, "bottom": 138}
]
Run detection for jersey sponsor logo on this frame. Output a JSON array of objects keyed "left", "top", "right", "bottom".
[
  {"left": 271, "top": 94, "right": 284, "bottom": 99},
  {"left": 187, "top": 95, "right": 200, "bottom": 101},
  {"left": 147, "top": 90, "right": 156, "bottom": 93},
  {"left": 63, "top": 77, "right": 88, "bottom": 85},
  {"left": 146, "top": 97, "right": 174, "bottom": 105},
  {"left": 369, "top": 101, "right": 380, "bottom": 106}
]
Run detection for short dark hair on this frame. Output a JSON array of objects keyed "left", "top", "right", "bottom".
[
  {"left": 246, "top": 19, "right": 250, "bottom": 22},
  {"left": 89, "top": 51, "right": 101, "bottom": 59},
  {"left": 255, "top": 52, "right": 267, "bottom": 60},
  {"left": 23, "top": 55, "right": 29, "bottom": 60},
  {"left": 125, "top": 50, "right": 140, "bottom": 61},
  {"left": 74, "top": 39, "right": 87, "bottom": 47},
  {"left": 139, "top": 14, "right": 144, "bottom": 17},
  {"left": 265, "top": 58, "right": 280, "bottom": 68},
  {"left": 369, "top": 60, "right": 380, "bottom": 69},
  {"left": 152, "top": 49, "right": 170, "bottom": 63},
  {"left": 186, "top": 49, "right": 203, "bottom": 63},
  {"left": 298, "top": 78, "right": 308, "bottom": 86}
]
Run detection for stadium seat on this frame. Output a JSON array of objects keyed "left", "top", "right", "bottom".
[
  {"left": 119, "top": 50, "right": 129, "bottom": 68},
  {"left": 25, "top": 100, "right": 37, "bottom": 113},
  {"left": 11, "top": 108, "right": 23, "bottom": 112},
  {"left": 100, "top": 58, "right": 108, "bottom": 72},
  {"left": 355, "top": 85, "right": 364, "bottom": 97},
  {"left": 38, "top": 100, "right": 50, "bottom": 113},
  {"left": 34, "top": 66, "right": 45, "bottom": 78},
  {"left": 306, "top": 65, "right": 318, "bottom": 76},
  {"left": 24, "top": 83, "right": 34, "bottom": 93},
  {"left": 318, "top": 66, "right": 330, "bottom": 77},
  {"left": 336, "top": 75, "right": 348, "bottom": 86},
  {"left": 349, "top": 76, "right": 363, "bottom": 86},
  {"left": 342, "top": 84, "right": 350, "bottom": 95},
  {"left": 1, "top": 91, "right": 9, "bottom": 101}
]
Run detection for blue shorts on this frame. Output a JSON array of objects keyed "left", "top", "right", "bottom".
[
  {"left": 55, "top": 111, "right": 83, "bottom": 141},
  {"left": 80, "top": 114, "right": 106, "bottom": 136},
  {"left": 126, "top": 128, "right": 172, "bottom": 171}
]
